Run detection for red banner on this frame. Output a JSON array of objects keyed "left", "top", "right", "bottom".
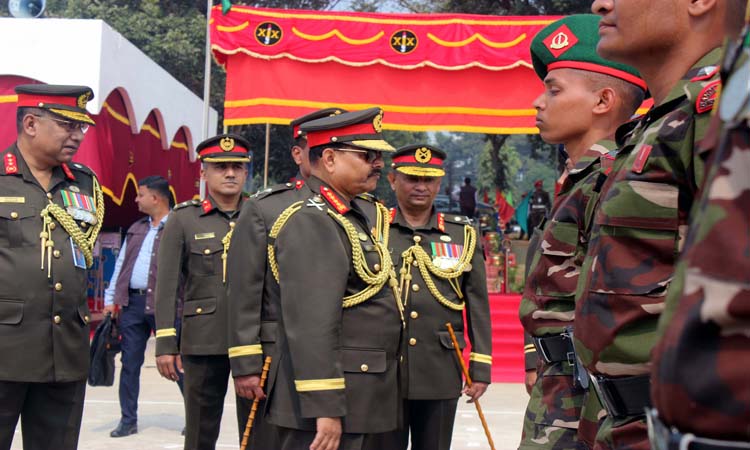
[{"left": 211, "top": 6, "right": 561, "bottom": 134}]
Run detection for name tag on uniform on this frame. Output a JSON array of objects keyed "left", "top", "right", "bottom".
[
  {"left": 70, "top": 238, "right": 86, "bottom": 269},
  {"left": 0, "top": 197, "right": 25, "bottom": 203},
  {"left": 194, "top": 232, "right": 215, "bottom": 240}
]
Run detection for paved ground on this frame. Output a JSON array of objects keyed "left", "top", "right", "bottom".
[{"left": 11, "top": 338, "right": 528, "bottom": 450}]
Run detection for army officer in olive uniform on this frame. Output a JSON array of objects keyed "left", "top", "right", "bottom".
[
  {"left": 386, "top": 144, "right": 492, "bottom": 450},
  {"left": 225, "top": 108, "right": 346, "bottom": 450},
  {"left": 154, "top": 134, "right": 252, "bottom": 450},
  {"left": 0, "top": 85, "right": 104, "bottom": 450},
  {"left": 265, "top": 108, "right": 400, "bottom": 450}
]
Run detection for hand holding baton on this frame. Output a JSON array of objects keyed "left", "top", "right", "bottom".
[
  {"left": 446, "top": 323, "right": 496, "bottom": 450},
  {"left": 240, "top": 356, "right": 271, "bottom": 450}
]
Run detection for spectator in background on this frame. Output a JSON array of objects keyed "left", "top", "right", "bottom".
[
  {"left": 459, "top": 177, "right": 477, "bottom": 218},
  {"left": 102, "top": 176, "right": 184, "bottom": 438},
  {"left": 526, "top": 180, "right": 550, "bottom": 233}
]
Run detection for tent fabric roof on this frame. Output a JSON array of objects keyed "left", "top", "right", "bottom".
[
  {"left": 211, "top": 6, "right": 559, "bottom": 71},
  {"left": 0, "top": 18, "right": 217, "bottom": 154}
]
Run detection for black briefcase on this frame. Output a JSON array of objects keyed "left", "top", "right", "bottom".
[{"left": 88, "top": 312, "right": 121, "bottom": 387}]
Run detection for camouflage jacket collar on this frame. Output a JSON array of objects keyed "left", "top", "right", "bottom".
[
  {"left": 568, "top": 139, "right": 617, "bottom": 177},
  {"left": 618, "top": 48, "right": 722, "bottom": 147}
]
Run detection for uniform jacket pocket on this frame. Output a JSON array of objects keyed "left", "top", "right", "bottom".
[
  {"left": 0, "top": 299, "right": 23, "bottom": 325},
  {"left": 342, "top": 348, "right": 386, "bottom": 374},
  {"left": 188, "top": 242, "right": 223, "bottom": 276},
  {"left": 183, "top": 298, "right": 217, "bottom": 316},
  {"left": 437, "top": 330, "right": 466, "bottom": 350},
  {"left": 0, "top": 205, "right": 37, "bottom": 247}
]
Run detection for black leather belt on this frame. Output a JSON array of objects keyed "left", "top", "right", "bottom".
[
  {"left": 647, "top": 408, "right": 750, "bottom": 450},
  {"left": 128, "top": 288, "right": 147, "bottom": 296},
  {"left": 533, "top": 333, "right": 574, "bottom": 364},
  {"left": 589, "top": 374, "right": 651, "bottom": 420}
]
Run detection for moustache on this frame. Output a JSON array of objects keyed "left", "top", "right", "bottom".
[{"left": 368, "top": 169, "right": 382, "bottom": 177}]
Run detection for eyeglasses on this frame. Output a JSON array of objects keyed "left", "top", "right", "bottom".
[
  {"left": 335, "top": 147, "right": 382, "bottom": 164},
  {"left": 33, "top": 115, "right": 89, "bottom": 134}
]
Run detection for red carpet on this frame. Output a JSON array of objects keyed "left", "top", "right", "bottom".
[{"left": 463, "top": 293, "right": 524, "bottom": 383}]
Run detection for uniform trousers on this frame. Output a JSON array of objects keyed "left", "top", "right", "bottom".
[
  {"left": 386, "top": 398, "right": 460, "bottom": 450},
  {"left": 118, "top": 293, "right": 183, "bottom": 426},
  {"left": 278, "top": 427, "right": 395, "bottom": 450},
  {"left": 182, "top": 354, "right": 253, "bottom": 450},
  {"left": 0, "top": 380, "right": 86, "bottom": 450}
]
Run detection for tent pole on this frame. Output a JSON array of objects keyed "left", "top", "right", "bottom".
[
  {"left": 263, "top": 123, "right": 271, "bottom": 188},
  {"left": 199, "top": 0, "right": 213, "bottom": 200}
]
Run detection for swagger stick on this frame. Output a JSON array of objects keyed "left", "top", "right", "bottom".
[
  {"left": 446, "top": 323, "right": 496, "bottom": 450},
  {"left": 240, "top": 356, "right": 271, "bottom": 450}
]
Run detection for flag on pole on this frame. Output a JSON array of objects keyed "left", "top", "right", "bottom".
[{"left": 221, "top": 0, "right": 232, "bottom": 14}]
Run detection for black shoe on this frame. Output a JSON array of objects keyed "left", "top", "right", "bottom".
[{"left": 110, "top": 421, "right": 138, "bottom": 437}]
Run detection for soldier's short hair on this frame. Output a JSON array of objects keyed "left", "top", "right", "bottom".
[
  {"left": 308, "top": 143, "right": 346, "bottom": 164},
  {"left": 578, "top": 70, "right": 645, "bottom": 121},
  {"left": 138, "top": 175, "right": 174, "bottom": 207}
]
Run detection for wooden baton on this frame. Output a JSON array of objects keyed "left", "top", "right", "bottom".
[
  {"left": 446, "top": 323, "right": 496, "bottom": 450},
  {"left": 240, "top": 356, "right": 272, "bottom": 450}
]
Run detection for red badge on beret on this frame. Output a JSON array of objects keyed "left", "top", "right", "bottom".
[{"left": 543, "top": 24, "right": 578, "bottom": 58}]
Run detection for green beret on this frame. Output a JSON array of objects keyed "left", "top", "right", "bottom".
[{"left": 530, "top": 14, "right": 646, "bottom": 91}]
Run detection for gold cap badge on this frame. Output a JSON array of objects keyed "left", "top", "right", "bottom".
[
  {"left": 220, "top": 137, "right": 235, "bottom": 152},
  {"left": 415, "top": 147, "right": 432, "bottom": 163}
]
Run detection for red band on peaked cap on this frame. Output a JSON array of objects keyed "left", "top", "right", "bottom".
[
  {"left": 392, "top": 155, "right": 444, "bottom": 166},
  {"left": 306, "top": 123, "right": 378, "bottom": 148},
  {"left": 198, "top": 144, "right": 250, "bottom": 157},
  {"left": 17, "top": 94, "right": 80, "bottom": 109}
]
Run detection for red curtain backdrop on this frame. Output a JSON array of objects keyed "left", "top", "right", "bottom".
[
  {"left": 0, "top": 75, "right": 200, "bottom": 229},
  {"left": 211, "top": 6, "right": 562, "bottom": 133}
]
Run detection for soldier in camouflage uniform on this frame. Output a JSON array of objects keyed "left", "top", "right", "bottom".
[
  {"left": 573, "top": 1, "right": 734, "bottom": 448},
  {"left": 224, "top": 107, "right": 346, "bottom": 449},
  {"left": 647, "top": 2, "right": 750, "bottom": 449},
  {"left": 518, "top": 15, "right": 646, "bottom": 450}
]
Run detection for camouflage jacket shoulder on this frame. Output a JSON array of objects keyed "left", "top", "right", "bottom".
[{"left": 573, "top": 47, "right": 723, "bottom": 379}]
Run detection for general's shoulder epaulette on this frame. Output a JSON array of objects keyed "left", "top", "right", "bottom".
[
  {"left": 174, "top": 199, "right": 200, "bottom": 210},
  {"left": 251, "top": 182, "right": 297, "bottom": 200},
  {"left": 68, "top": 162, "right": 95, "bottom": 176},
  {"left": 356, "top": 193, "right": 377, "bottom": 203},
  {"left": 444, "top": 214, "right": 472, "bottom": 225}
]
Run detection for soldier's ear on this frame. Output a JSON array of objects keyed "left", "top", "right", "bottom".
[
  {"left": 22, "top": 113, "right": 40, "bottom": 137},
  {"left": 387, "top": 171, "right": 397, "bottom": 190},
  {"left": 687, "top": 0, "right": 718, "bottom": 19},
  {"left": 320, "top": 147, "right": 337, "bottom": 173},
  {"left": 592, "top": 87, "right": 616, "bottom": 116}
]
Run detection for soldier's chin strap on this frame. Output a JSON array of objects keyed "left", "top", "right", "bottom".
[{"left": 40, "top": 177, "right": 104, "bottom": 277}]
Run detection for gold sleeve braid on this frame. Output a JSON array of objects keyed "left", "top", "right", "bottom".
[
  {"left": 267, "top": 199, "right": 404, "bottom": 323},
  {"left": 40, "top": 177, "right": 105, "bottom": 277},
  {"left": 398, "top": 224, "right": 476, "bottom": 311}
]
